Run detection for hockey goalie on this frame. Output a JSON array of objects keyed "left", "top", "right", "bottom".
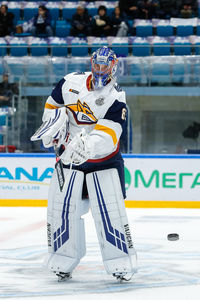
[{"left": 31, "top": 46, "right": 137, "bottom": 282}]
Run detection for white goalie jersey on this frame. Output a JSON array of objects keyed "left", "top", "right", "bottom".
[{"left": 43, "top": 71, "right": 127, "bottom": 161}]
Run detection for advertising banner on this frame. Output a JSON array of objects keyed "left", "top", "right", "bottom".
[
  {"left": 0, "top": 154, "right": 200, "bottom": 208},
  {"left": 124, "top": 155, "right": 200, "bottom": 208},
  {"left": 0, "top": 154, "right": 55, "bottom": 206}
]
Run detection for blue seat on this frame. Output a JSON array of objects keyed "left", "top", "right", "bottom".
[
  {"left": 136, "top": 25, "right": 153, "bottom": 37},
  {"left": 8, "top": 8, "right": 20, "bottom": 26},
  {"left": 49, "top": 8, "right": 59, "bottom": 21},
  {"left": 0, "top": 61, "right": 3, "bottom": 75},
  {"left": 23, "top": 8, "right": 38, "bottom": 21},
  {"left": 153, "top": 42, "right": 171, "bottom": 56},
  {"left": 0, "top": 115, "right": 6, "bottom": 126},
  {"left": 132, "top": 40, "right": 151, "bottom": 56},
  {"left": 62, "top": 8, "right": 77, "bottom": 21},
  {"left": 112, "top": 43, "right": 129, "bottom": 57},
  {"left": 87, "top": 7, "right": 97, "bottom": 17},
  {"left": 55, "top": 21, "right": 71, "bottom": 37},
  {"left": 0, "top": 134, "right": 3, "bottom": 145},
  {"left": 71, "top": 39, "right": 88, "bottom": 56},
  {"left": 176, "top": 25, "right": 194, "bottom": 36},
  {"left": 156, "top": 25, "right": 173, "bottom": 36},
  {"left": 195, "top": 43, "right": 200, "bottom": 55},
  {"left": 30, "top": 41, "right": 48, "bottom": 56},
  {"left": 196, "top": 25, "right": 200, "bottom": 35},
  {"left": 10, "top": 42, "right": 28, "bottom": 56},
  {"left": 173, "top": 42, "right": 191, "bottom": 55},
  {"left": 51, "top": 41, "right": 68, "bottom": 56},
  {"left": 0, "top": 40, "right": 7, "bottom": 56},
  {"left": 106, "top": 8, "right": 114, "bottom": 17}
]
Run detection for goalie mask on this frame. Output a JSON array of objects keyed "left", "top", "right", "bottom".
[{"left": 91, "top": 46, "right": 118, "bottom": 90}]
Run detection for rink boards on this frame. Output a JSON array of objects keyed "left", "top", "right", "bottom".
[{"left": 0, "top": 153, "right": 200, "bottom": 208}]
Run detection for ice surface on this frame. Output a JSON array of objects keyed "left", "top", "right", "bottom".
[{"left": 0, "top": 207, "right": 200, "bottom": 300}]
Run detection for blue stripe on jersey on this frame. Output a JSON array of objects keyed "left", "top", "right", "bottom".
[
  {"left": 51, "top": 78, "right": 65, "bottom": 105},
  {"left": 104, "top": 100, "right": 126, "bottom": 129}
]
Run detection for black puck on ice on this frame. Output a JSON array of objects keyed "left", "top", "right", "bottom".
[{"left": 167, "top": 233, "right": 179, "bottom": 241}]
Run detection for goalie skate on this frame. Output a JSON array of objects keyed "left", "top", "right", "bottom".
[
  {"left": 55, "top": 271, "right": 72, "bottom": 282},
  {"left": 113, "top": 272, "right": 133, "bottom": 283}
]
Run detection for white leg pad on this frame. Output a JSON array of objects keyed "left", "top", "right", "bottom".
[
  {"left": 86, "top": 168, "right": 137, "bottom": 275},
  {"left": 46, "top": 168, "right": 89, "bottom": 274}
]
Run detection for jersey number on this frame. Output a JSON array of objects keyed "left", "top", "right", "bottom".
[{"left": 121, "top": 108, "right": 127, "bottom": 120}]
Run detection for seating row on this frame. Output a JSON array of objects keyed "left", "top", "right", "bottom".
[{"left": 1, "top": 36, "right": 200, "bottom": 57}]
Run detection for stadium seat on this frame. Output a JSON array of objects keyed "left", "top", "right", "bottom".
[
  {"left": 132, "top": 37, "right": 151, "bottom": 56},
  {"left": 173, "top": 37, "right": 191, "bottom": 55},
  {"left": 176, "top": 25, "right": 194, "bottom": 36},
  {"left": 196, "top": 25, "right": 200, "bottom": 36},
  {"left": 30, "top": 38, "right": 48, "bottom": 56},
  {"left": 50, "top": 38, "right": 68, "bottom": 56},
  {"left": 55, "top": 20, "right": 71, "bottom": 37},
  {"left": 23, "top": 8, "right": 38, "bottom": 21},
  {"left": 0, "top": 38, "right": 7, "bottom": 56},
  {"left": 71, "top": 38, "right": 88, "bottom": 56},
  {"left": 87, "top": 7, "right": 97, "bottom": 17},
  {"left": 0, "top": 61, "right": 3, "bottom": 76},
  {"left": 111, "top": 37, "right": 129, "bottom": 57},
  {"left": 48, "top": 8, "right": 59, "bottom": 21},
  {"left": 62, "top": 8, "right": 77, "bottom": 21},
  {"left": 8, "top": 8, "right": 20, "bottom": 26},
  {"left": 9, "top": 38, "right": 28, "bottom": 56},
  {"left": 136, "top": 25, "right": 153, "bottom": 37},
  {"left": 156, "top": 25, "right": 174, "bottom": 37},
  {"left": 0, "top": 115, "right": 6, "bottom": 126},
  {"left": 0, "top": 134, "right": 3, "bottom": 145},
  {"left": 152, "top": 37, "right": 171, "bottom": 56}
]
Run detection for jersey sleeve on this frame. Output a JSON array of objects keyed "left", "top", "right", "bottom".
[
  {"left": 88, "top": 99, "right": 127, "bottom": 157},
  {"left": 42, "top": 78, "right": 66, "bottom": 121}
]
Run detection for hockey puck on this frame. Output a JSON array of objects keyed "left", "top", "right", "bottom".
[{"left": 167, "top": 233, "right": 179, "bottom": 241}]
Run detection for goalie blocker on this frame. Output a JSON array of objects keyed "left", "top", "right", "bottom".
[{"left": 46, "top": 166, "right": 137, "bottom": 280}]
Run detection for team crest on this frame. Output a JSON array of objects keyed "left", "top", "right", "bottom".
[{"left": 66, "top": 100, "right": 98, "bottom": 125}]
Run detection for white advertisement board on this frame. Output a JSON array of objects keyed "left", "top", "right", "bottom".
[
  {"left": 0, "top": 154, "right": 199, "bottom": 207},
  {"left": 124, "top": 155, "right": 200, "bottom": 203},
  {"left": 0, "top": 154, "right": 55, "bottom": 205}
]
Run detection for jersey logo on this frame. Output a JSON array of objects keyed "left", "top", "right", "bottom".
[
  {"left": 69, "top": 88, "right": 79, "bottom": 94},
  {"left": 66, "top": 100, "right": 98, "bottom": 125}
]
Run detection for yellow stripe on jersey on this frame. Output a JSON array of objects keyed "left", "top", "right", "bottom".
[
  {"left": 94, "top": 124, "right": 117, "bottom": 145},
  {"left": 45, "top": 103, "right": 60, "bottom": 109}
]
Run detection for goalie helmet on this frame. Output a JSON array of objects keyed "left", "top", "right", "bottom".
[{"left": 91, "top": 46, "right": 118, "bottom": 90}]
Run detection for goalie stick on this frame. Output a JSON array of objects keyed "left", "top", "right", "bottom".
[{"left": 54, "top": 143, "right": 65, "bottom": 192}]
